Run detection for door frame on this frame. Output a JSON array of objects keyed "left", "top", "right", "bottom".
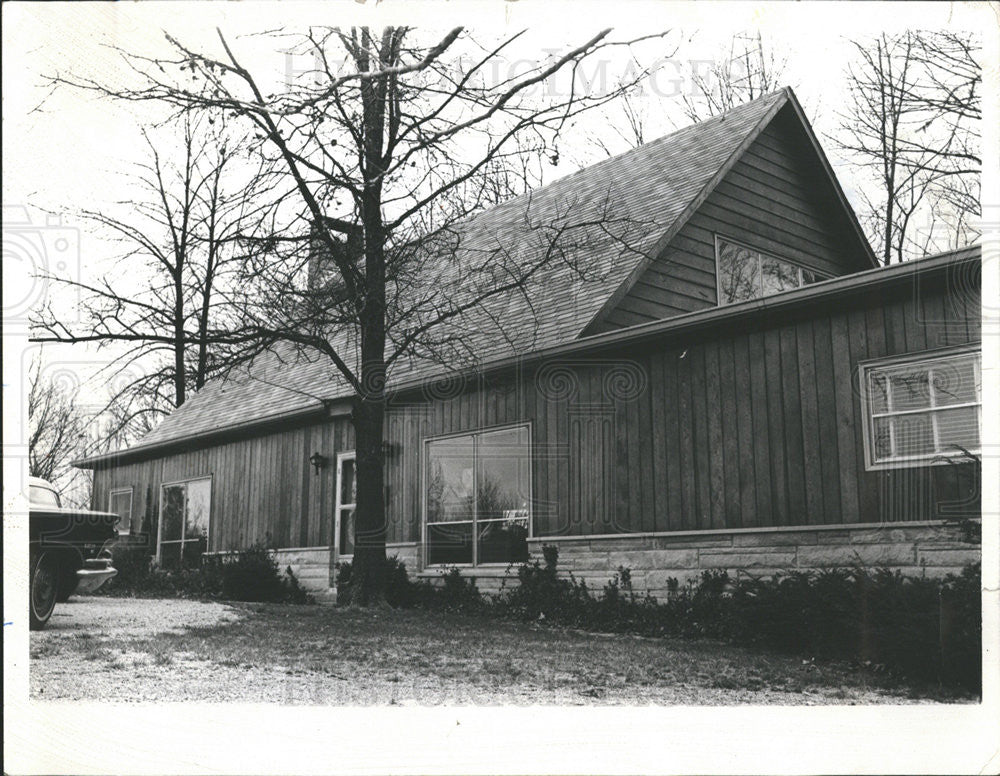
[{"left": 334, "top": 451, "right": 356, "bottom": 563}]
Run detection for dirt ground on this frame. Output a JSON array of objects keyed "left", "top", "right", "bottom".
[{"left": 29, "top": 596, "right": 971, "bottom": 705}]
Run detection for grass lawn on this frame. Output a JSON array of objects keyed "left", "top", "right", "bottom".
[{"left": 30, "top": 597, "right": 975, "bottom": 704}]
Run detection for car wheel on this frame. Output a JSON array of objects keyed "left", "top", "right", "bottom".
[
  {"left": 56, "top": 571, "right": 77, "bottom": 603},
  {"left": 30, "top": 551, "right": 59, "bottom": 630}
]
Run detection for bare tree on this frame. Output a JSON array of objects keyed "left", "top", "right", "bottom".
[
  {"left": 32, "top": 115, "right": 265, "bottom": 440},
  {"left": 47, "top": 26, "right": 668, "bottom": 603},
  {"left": 681, "top": 32, "right": 787, "bottom": 123},
  {"left": 834, "top": 31, "right": 980, "bottom": 264},
  {"left": 28, "top": 357, "right": 90, "bottom": 505}
]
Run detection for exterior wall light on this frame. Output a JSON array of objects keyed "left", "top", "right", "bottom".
[{"left": 309, "top": 452, "right": 328, "bottom": 475}]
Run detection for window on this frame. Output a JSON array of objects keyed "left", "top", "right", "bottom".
[
  {"left": 425, "top": 425, "right": 531, "bottom": 566},
  {"left": 335, "top": 453, "right": 356, "bottom": 557},
  {"left": 861, "top": 348, "right": 981, "bottom": 469},
  {"left": 158, "top": 477, "right": 211, "bottom": 568},
  {"left": 29, "top": 484, "right": 60, "bottom": 508},
  {"left": 716, "top": 236, "right": 829, "bottom": 304},
  {"left": 108, "top": 487, "right": 133, "bottom": 536}
]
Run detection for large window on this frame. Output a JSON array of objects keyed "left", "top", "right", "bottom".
[
  {"left": 862, "top": 348, "right": 981, "bottom": 469},
  {"left": 425, "top": 425, "right": 531, "bottom": 566},
  {"left": 158, "top": 477, "right": 211, "bottom": 568},
  {"left": 108, "top": 487, "right": 133, "bottom": 536},
  {"left": 716, "top": 236, "right": 829, "bottom": 304}
]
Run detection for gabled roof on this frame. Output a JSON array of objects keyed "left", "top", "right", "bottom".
[{"left": 75, "top": 87, "right": 874, "bottom": 467}]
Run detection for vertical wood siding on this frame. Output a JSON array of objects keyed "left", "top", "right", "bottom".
[
  {"left": 93, "top": 270, "right": 979, "bottom": 553},
  {"left": 595, "top": 108, "right": 873, "bottom": 332}
]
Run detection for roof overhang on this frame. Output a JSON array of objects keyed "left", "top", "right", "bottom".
[{"left": 73, "top": 398, "right": 353, "bottom": 469}]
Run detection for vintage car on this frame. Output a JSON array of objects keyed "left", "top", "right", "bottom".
[{"left": 28, "top": 476, "right": 119, "bottom": 629}]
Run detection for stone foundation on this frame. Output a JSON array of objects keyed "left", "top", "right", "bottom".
[
  {"left": 273, "top": 542, "right": 421, "bottom": 604},
  {"left": 522, "top": 521, "right": 980, "bottom": 599},
  {"left": 222, "top": 523, "right": 979, "bottom": 603}
]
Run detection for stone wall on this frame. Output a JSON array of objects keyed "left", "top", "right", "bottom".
[
  {"left": 274, "top": 542, "right": 421, "bottom": 604},
  {"left": 522, "top": 521, "right": 980, "bottom": 599}
]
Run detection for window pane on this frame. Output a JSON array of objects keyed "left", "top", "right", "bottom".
[
  {"left": 870, "top": 372, "right": 890, "bottom": 414},
  {"left": 718, "top": 240, "right": 759, "bottom": 303},
  {"left": 30, "top": 485, "right": 60, "bottom": 508},
  {"left": 340, "top": 458, "right": 356, "bottom": 506},
  {"left": 477, "top": 517, "right": 529, "bottom": 564},
  {"left": 893, "top": 415, "right": 934, "bottom": 457},
  {"left": 931, "top": 358, "right": 978, "bottom": 406},
  {"left": 160, "top": 541, "right": 182, "bottom": 570},
  {"left": 873, "top": 417, "right": 893, "bottom": 459},
  {"left": 180, "top": 537, "right": 206, "bottom": 568},
  {"left": 760, "top": 256, "right": 800, "bottom": 295},
  {"left": 476, "top": 427, "right": 530, "bottom": 522},
  {"left": 427, "top": 522, "right": 473, "bottom": 565},
  {"left": 109, "top": 491, "right": 132, "bottom": 534},
  {"left": 426, "top": 435, "right": 475, "bottom": 523},
  {"left": 936, "top": 407, "right": 979, "bottom": 453},
  {"left": 889, "top": 370, "right": 931, "bottom": 411},
  {"left": 185, "top": 479, "right": 211, "bottom": 540},
  {"left": 339, "top": 507, "right": 355, "bottom": 556},
  {"left": 161, "top": 485, "right": 185, "bottom": 542}
]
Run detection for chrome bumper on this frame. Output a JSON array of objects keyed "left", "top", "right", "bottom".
[{"left": 75, "top": 561, "right": 118, "bottom": 594}]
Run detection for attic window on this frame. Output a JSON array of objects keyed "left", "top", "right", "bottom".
[{"left": 715, "top": 236, "right": 829, "bottom": 304}]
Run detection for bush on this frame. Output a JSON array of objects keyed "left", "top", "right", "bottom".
[
  {"left": 98, "top": 542, "right": 312, "bottom": 604},
  {"left": 336, "top": 555, "right": 416, "bottom": 608},
  {"left": 220, "top": 544, "right": 312, "bottom": 604}
]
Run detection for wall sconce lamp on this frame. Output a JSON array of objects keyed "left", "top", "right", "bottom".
[{"left": 309, "top": 452, "right": 328, "bottom": 475}]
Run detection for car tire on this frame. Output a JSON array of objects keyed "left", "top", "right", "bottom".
[
  {"left": 56, "top": 571, "right": 77, "bottom": 603},
  {"left": 30, "top": 551, "right": 59, "bottom": 630}
]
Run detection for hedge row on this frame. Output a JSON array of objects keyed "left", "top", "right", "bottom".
[{"left": 98, "top": 543, "right": 313, "bottom": 604}]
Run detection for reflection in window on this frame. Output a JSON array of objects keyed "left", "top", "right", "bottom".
[
  {"left": 158, "top": 477, "right": 211, "bottom": 568},
  {"left": 864, "top": 350, "right": 981, "bottom": 467},
  {"left": 717, "top": 237, "right": 829, "bottom": 304},
  {"left": 425, "top": 426, "right": 530, "bottom": 566},
  {"left": 108, "top": 488, "right": 133, "bottom": 536}
]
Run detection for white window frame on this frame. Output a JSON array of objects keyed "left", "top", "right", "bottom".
[
  {"left": 421, "top": 421, "right": 533, "bottom": 568},
  {"left": 108, "top": 487, "right": 134, "bottom": 536},
  {"left": 860, "top": 345, "right": 982, "bottom": 471},
  {"left": 157, "top": 475, "right": 213, "bottom": 564},
  {"left": 714, "top": 234, "right": 831, "bottom": 305},
  {"left": 334, "top": 451, "right": 356, "bottom": 561}
]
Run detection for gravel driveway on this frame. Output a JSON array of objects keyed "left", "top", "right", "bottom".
[{"left": 30, "top": 596, "right": 966, "bottom": 705}]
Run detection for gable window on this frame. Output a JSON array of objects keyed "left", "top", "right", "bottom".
[
  {"left": 715, "top": 236, "right": 829, "bottom": 304},
  {"left": 158, "top": 477, "right": 211, "bottom": 568},
  {"left": 424, "top": 424, "right": 531, "bottom": 566},
  {"left": 108, "top": 487, "right": 133, "bottom": 536},
  {"left": 335, "top": 452, "right": 356, "bottom": 558},
  {"left": 861, "top": 348, "right": 981, "bottom": 469}
]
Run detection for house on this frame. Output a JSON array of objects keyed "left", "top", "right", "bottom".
[{"left": 74, "top": 88, "right": 982, "bottom": 601}]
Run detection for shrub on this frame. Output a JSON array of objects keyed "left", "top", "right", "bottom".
[
  {"left": 98, "top": 542, "right": 312, "bottom": 604},
  {"left": 417, "top": 566, "right": 485, "bottom": 613},
  {"left": 220, "top": 544, "right": 312, "bottom": 604},
  {"left": 336, "top": 555, "right": 416, "bottom": 608}
]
